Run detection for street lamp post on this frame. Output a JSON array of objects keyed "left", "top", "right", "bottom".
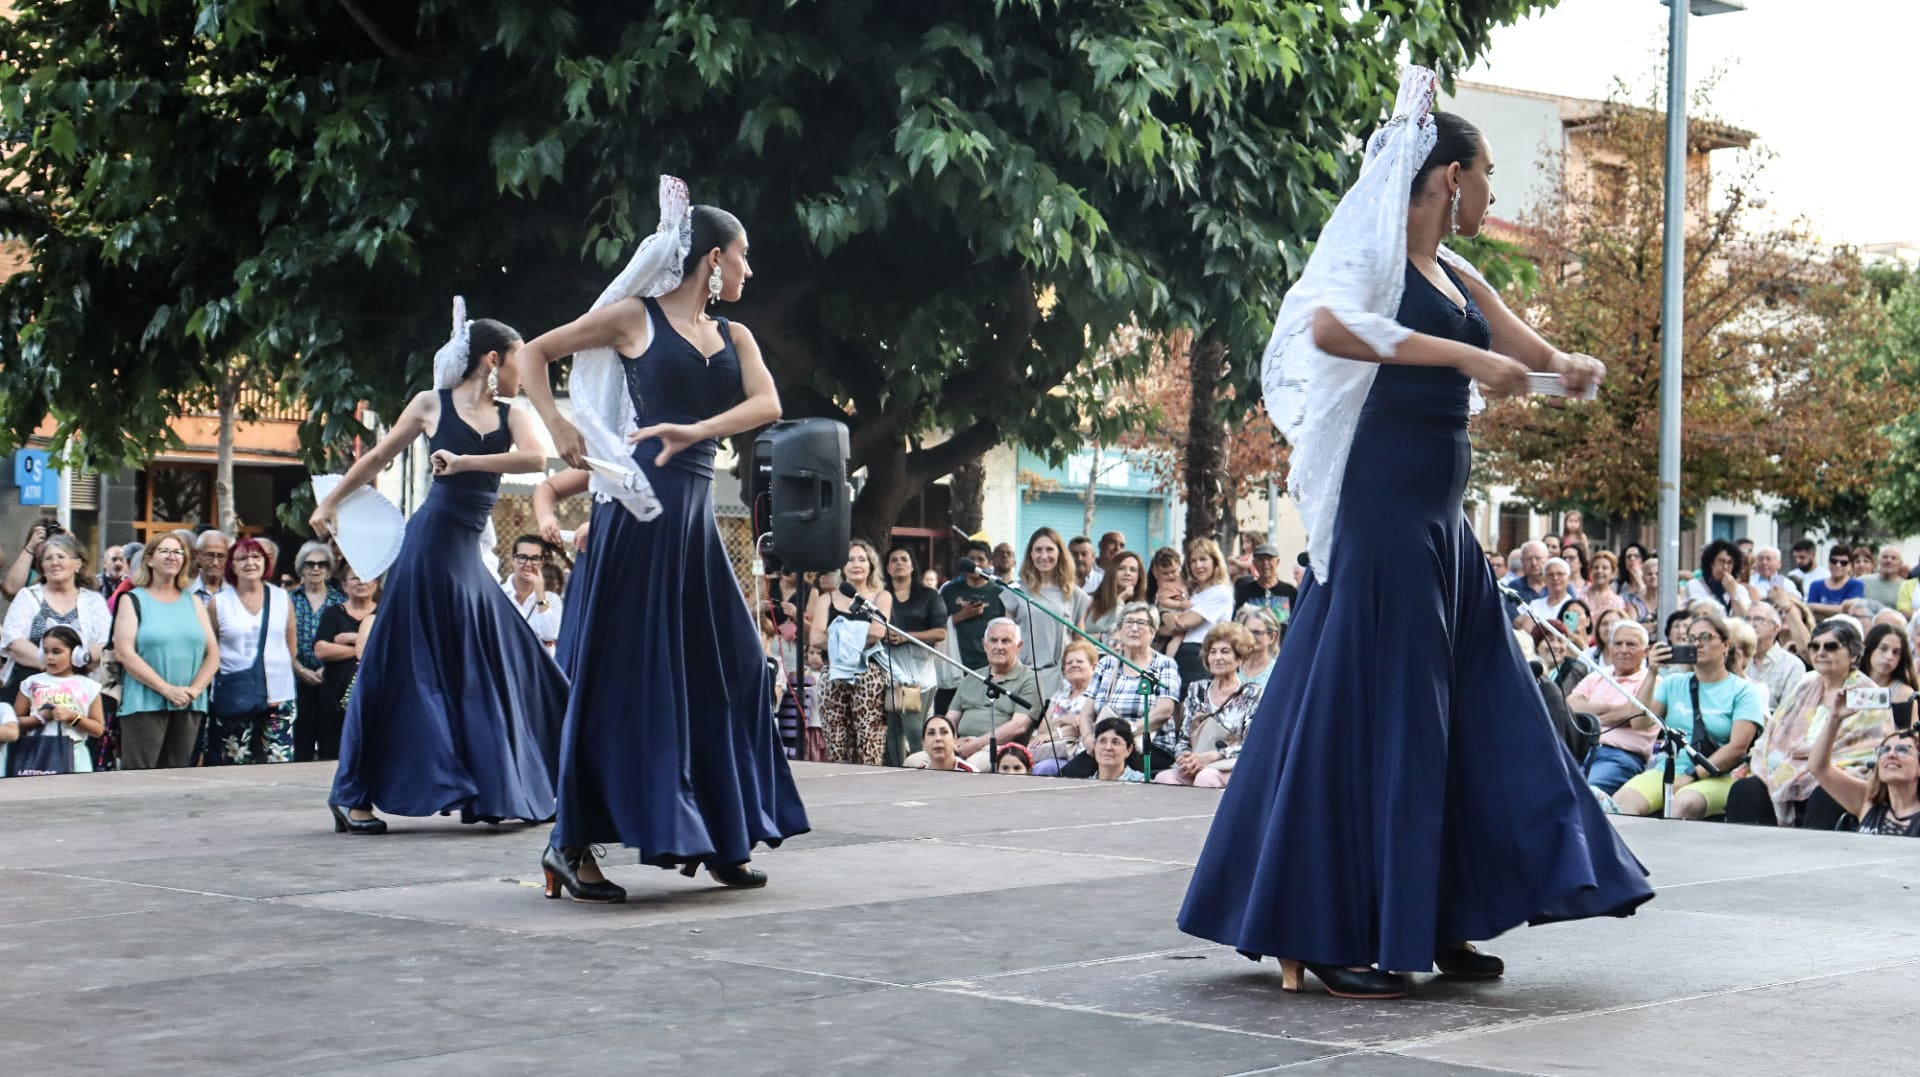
[{"left": 1655, "top": 0, "right": 1742, "bottom": 630}]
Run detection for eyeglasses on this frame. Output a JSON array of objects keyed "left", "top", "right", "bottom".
[
  {"left": 1688, "top": 634, "right": 1723, "bottom": 645},
  {"left": 1120, "top": 618, "right": 1154, "bottom": 629},
  {"left": 1807, "top": 640, "right": 1848, "bottom": 654},
  {"left": 153, "top": 548, "right": 184, "bottom": 559},
  {"left": 1831, "top": 558, "right": 1850, "bottom": 565},
  {"left": 511, "top": 553, "right": 545, "bottom": 565},
  {"left": 300, "top": 561, "right": 330, "bottom": 571},
  {"left": 1877, "top": 742, "right": 1916, "bottom": 759}
]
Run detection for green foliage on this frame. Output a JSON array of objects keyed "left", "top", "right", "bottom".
[
  {"left": 1446, "top": 233, "right": 1540, "bottom": 299},
  {"left": 1868, "top": 269, "right": 1920, "bottom": 536},
  {"left": 0, "top": 0, "right": 1557, "bottom": 535}
]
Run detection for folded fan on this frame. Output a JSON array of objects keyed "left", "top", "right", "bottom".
[
  {"left": 1525, "top": 371, "right": 1599, "bottom": 400},
  {"left": 311, "top": 476, "right": 406, "bottom": 579}
]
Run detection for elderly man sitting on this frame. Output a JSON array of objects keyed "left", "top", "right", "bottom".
[
  {"left": 905, "top": 617, "right": 1042, "bottom": 771},
  {"left": 1748, "top": 546, "right": 1800, "bottom": 601},
  {"left": 1570, "top": 620, "right": 1657, "bottom": 794},
  {"left": 1744, "top": 601, "right": 1808, "bottom": 710}
]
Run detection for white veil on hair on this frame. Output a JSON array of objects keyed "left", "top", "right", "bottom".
[
  {"left": 1259, "top": 65, "right": 1487, "bottom": 581},
  {"left": 567, "top": 175, "right": 694, "bottom": 523},
  {"left": 431, "top": 295, "right": 472, "bottom": 390}
]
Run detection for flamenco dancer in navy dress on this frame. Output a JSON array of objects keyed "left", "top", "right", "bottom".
[
  {"left": 1177, "top": 68, "right": 1653, "bottom": 999},
  {"left": 313, "top": 307, "right": 567, "bottom": 833},
  {"left": 515, "top": 177, "right": 808, "bottom": 902}
]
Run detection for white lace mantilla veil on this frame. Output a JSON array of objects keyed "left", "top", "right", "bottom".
[
  {"left": 567, "top": 174, "right": 694, "bottom": 523},
  {"left": 1259, "top": 64, "right": 1488, "bottom": 581}
]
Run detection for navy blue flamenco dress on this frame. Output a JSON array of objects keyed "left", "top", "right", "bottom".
[
  {"left": 1178, "top": 263, "right": 1652, "bottom": 973},
  {"left": 330, "top": 392, "right": 566, "bottom": 822},
  {"left": 552, "top": 298, "right": 809, "bottom": 867}
]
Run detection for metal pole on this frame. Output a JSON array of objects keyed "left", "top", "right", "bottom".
[{"left": 1656, "top": 0, "right": 1689, "bottom": 632}]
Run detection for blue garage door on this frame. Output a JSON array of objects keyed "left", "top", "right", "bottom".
[{"left": 1017, "top": 494, "right": 1153, "bottom": 556}]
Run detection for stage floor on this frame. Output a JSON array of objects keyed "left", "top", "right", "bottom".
[{"left": 3, "top": 761, "right": 1916, "bottom": 1075}]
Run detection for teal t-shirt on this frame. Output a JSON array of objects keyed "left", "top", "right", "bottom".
[{"left": 1654, "top": 672, "right": 1765, "bottom": 775}]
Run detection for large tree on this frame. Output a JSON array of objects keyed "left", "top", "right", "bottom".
[
  {"left": 1470, "top": 80, "right": 1908, "bottom": 532},
  {"left": 0, "top": 1, "right": 1554, "bottom": 539}
]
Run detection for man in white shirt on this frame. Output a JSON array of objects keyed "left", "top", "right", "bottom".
[
  {"left": 190, "top": 529, "right": 230, "bottom": 604},
  {"left": 501, "top": 535, "right": 563, "bottom": 651},
  {"left": 1069, "top": 535, "right": 1103, "bottom": 593},
  {"left": 1748, "top": 546, "right": 1800, "bottom": 601},
  {"left": 1786, "top": 539, "right": 1819, "bottom": 592},
  {"left": 1744, "top": 602, "right": 1806, "bottom": 712}
]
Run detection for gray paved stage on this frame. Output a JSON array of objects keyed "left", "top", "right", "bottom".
[{"left": 2, "top": 762, "right": 1916, "bottom": 1075}]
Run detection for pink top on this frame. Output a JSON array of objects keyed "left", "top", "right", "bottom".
[{"left": 1567, "top": 666, "right": 1653, "bottom": 758}]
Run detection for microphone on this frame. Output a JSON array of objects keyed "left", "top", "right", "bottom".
[
  {"left": 838, "top": 579, "right": 873, "bottom": 615},
  {"left": 956, "top": 557, "right": 997, "bottom": 582}
]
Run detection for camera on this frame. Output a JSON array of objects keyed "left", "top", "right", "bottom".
[
  {"left": 1846, "top": 685, "right": 1892, "bottom": 711},
  {"left": 38, "top": 517, "right": 62, "bottom": 537},
  {"left": 1667, "top": 643, "right": 1698, "bottom": 665}
]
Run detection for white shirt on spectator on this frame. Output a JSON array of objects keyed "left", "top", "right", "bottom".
[
  {"left": 502, "top": 580, "right": 564, "bottom": 648},
  {"left": 1748, "top": 642, "right": 1808, "bottom": 717},
  {"left": 1525, "top": 594, "right": 1576, "bottom": 626},
  {"left": 1684, "top": 577, "right": 1752, "bottom": 611},
  {"left": 1749, "top": 573, "right": 1800, "bottom": 601},
  {"left": 212, "top": 585, "right": 297, "bottom": 704},
  {"left": 0, "top": 585, "right": 111, "bottom": 681},
  {"left": 1183, "top": 584, "right": 1235, "bottom": 645},
  {"left": 1082, "top": 566, "right": 1104, "bottom": 594}
]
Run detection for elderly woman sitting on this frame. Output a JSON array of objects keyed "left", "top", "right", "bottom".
[
  {"left": 1055, "top": 602, "right": 1180, "bottom": 779},
  {"left": 1725, "top": 619, "right": 1893, "bottom": 828},
  {"left": 1571, "top": 620, "right": 1655, "bottom": 794},
  {"left": 1154, "top": 622, "right": 1261, "bottom": 788}
]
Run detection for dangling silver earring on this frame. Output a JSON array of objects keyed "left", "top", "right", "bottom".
[
  {"left": 486, "top": 366, "right": 499, "bottom": 395},
  {"left": 1449, "top": 189, "right": 1461, "bottom": 235},
  {"left": 707, "top": 262, "right": 724, "bottom": 305}
]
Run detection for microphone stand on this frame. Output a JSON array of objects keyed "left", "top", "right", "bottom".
[
  {"left": 843, "top": 586, "right": 1035, "bottom": 772},
  {"left": 1504, "top": 585, "right": 1716, "bottom": 820},
  {"left": 963, "top": 561, "right": 1170, "bottom": 779}
]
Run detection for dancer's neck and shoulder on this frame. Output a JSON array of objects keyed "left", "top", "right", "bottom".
[
  {"left": 309, "top": 318, "right": 546, "bottom": 534},
  {"left": 1307, "top": 111, "right": 1602, "bottom": 401},
  {"left": 513, "top": 207, "right": 780, "bottom": 470}
]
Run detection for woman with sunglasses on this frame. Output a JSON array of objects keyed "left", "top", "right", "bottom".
[
  {"left": 1808, "top": 706, "right": 1920, "bottom": 836},
  {"left": 288, "top": 541, "right": 345, "bottom": 763},
  {"left": 1724, "top": 620, "right": 1890, "bottom": 828},
  {"left": 1613, "top": 610, "right": 1767, "bottom": 820}
]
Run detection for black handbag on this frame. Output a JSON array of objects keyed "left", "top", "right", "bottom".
[
  {"left": 210, "top": 593, "right": 271, "bottom": 720},
  {"left": 6, "top": 726, "right": 74, "bottom": 777},
  {"left": 1685, "top": 674, "right": 1745, "bottom": 776}
]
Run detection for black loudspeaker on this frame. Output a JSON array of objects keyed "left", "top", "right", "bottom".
[{"left": 751, "top": 419, "right": 850, "bottom": 574}]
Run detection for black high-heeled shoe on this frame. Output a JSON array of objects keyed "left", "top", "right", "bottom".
[
  {"left": 706, "top": 861, "right": 768, "bottom": 889},
  {"left": 541, "top": 844, "right": 626, "bottom": 904},
  {"left": 329, "top": 803, "right": 387, "bottom": 835},
  {"left": 1278, "top": 959, "right": 1408, "bottom": 999},
  {"left": 1434, "top": 942, "right": 1504, "bottom": 979}
]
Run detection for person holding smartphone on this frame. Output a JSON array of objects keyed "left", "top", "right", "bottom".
[
  {"left": 1724, "top": 619, "right": 1890, "bottom": 828},
  {"left": 1612, "top": 610, "right": 1766, "bottom": 819}
]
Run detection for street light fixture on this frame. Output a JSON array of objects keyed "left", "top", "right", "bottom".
[{"left": 1654, "top": 0, "right": 1743, "bottom": 630}]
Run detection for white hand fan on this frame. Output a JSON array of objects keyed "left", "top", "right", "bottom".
[
  {"left": 1525, "top": 371, "right": 1599, "bottom": 401},
  {"left": 311, "top": 476, "right": 406, "bottom": 579}
]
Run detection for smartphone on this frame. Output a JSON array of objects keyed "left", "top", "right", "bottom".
[
  {"left": 1847, "top": 685, "right": 1892, "bottom": 710},
  {"left": 1667, "top": 643, "right": 1698, "bottom": 665}
]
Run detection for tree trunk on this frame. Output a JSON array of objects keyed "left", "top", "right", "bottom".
[
  {"left": 1182, "top": 336, "right": 1228, "bottom": 543},
  {"left": 215, "top": 367, "right": 240, "bottom": 535},
  {"left": 951, "top": 456, "right": 986, "bottom": 537},
  {"left": 1081, "top": 444, "right": 1100, "bottom": 539},
  {"left": 850, "top": 450, "right": 914, "bottom": 548}
]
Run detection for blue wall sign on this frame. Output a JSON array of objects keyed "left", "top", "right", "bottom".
[{"left": 14, "top": 450, "right": 56, "bottom": 506}]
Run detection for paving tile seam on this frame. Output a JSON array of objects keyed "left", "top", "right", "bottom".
[
  {"left": 13, "top": 866, "right": 257, "bottom": 902},
  {"left": 1386, "top": 951, "right": 1920, "bottom": 1054},
  {"left": 912, "top": 944, "right": 1216, "bottom": 987},
  {"left": 928, "top": 835, "right": 1195, "bottom": 869},
  {"left": 985, "top": 810, "right": 1221, "bottom": 836},
  {"left": 916, "top": 981, "right": 1353, "bottom": 1050},
  {"left": 699, "top": 954, "right": 911, "bottom": 989},
  {"left": 1656, "top": 851, "right": 1920, "bottom": 889},
  {"left": 0, "top": 898, "right": 236, "bottom": 929},
  {"left": 1222, "top": 1051, "right": 1549, "bottom": 1077}
]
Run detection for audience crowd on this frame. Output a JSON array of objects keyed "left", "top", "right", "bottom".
[{"left": 17, "top": 505, "right": 1920, "bottom": 844}]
